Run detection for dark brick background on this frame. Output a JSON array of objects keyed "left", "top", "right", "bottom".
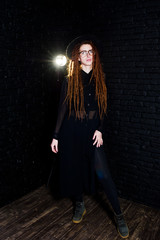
[
  {"left": 102, "top": 0, "right": 160, "bottom": 209},
  {"left": 0, "top": 0, "right": 160, "bottom": 208}
]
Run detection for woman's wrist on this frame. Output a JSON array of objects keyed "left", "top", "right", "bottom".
[{"left": 52, "top": 133, "right": 58, "bottom": 140}]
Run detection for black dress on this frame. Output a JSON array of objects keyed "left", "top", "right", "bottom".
[{"left": 53, "top": 70, "right": 104, "bottom": 197}]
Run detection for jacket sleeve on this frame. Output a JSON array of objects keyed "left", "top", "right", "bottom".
[{"left": 52, "top": 79, "right": 68, "bottom": 140}]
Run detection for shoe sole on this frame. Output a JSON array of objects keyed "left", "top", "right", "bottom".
[
  {"left": 118, "top": 228, "right": 129, "bottom": 239},
  {"left": 72, "top": 209, "right": 86, "bottom": 224}
]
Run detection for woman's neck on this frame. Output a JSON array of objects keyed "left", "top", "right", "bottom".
[{"left": 81, "top": 65, "right": 92, "bottom": 74}]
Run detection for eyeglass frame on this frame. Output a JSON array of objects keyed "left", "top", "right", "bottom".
[{"left": 79, "top": 49, "right": 95, "bottom": 58}]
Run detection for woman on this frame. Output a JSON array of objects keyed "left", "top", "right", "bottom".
[{"left": 51, "top": 35, "right": 129, "bottom": 238}]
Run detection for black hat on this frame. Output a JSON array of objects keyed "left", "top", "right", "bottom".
[{"left": 66, "top": 34, "right": 102, "bottom": 59}]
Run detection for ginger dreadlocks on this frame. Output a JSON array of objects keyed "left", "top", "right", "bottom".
[{"left": 66, "top": 41, "right": 107, "bottom": 119}]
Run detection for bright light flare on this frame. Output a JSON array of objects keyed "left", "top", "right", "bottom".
[{"left": 54, "top": 55, "right": 67, "bottom": 67}]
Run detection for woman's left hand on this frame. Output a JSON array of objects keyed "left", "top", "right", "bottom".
[{"left": 92, "top": 130, "right": 103, "bottom": 148}]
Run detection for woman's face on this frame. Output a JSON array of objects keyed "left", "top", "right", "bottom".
[{"left": 78, "top": 44, "right": 94, "bottom": 67}]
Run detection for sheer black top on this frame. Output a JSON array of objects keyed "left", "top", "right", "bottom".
[{"left": 53, "top": 70, "right": 104, "bottom": 140}]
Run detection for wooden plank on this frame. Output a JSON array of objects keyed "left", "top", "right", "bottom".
[
  {"left": 129, "top": 206, "right": 160, "bottom": 240},
  {"left": 0, "top": 186, "right": 48, "bottom": 225},
  {"left": 0, "top": 194, "right": 56, "bottom": 238},
  {"left": 0, "top": 186, "right": 160, "bottom": 240},
  {"left": 33, "top": 196, "right": 99, "bottom": 240},
  {"left": 1, "top": 199, "right": 72, "bottom": 239}
]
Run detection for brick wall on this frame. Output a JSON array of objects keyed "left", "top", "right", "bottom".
[
  {"left": 0, "top": 0, "right": 160, "bottom": 208},
  {"left": 100, "top": 0, "right": 160, "bottom": 208},
  {"left": 0, "top": 0, "right": 53, "bottom": 206}
]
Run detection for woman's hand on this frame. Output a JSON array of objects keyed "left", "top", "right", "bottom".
[
  {"left": 51, "top": 139, "right": 58, "bottom": 153},
  {"left": 92, "top": 130, "right": 103, "bottom": 148}
]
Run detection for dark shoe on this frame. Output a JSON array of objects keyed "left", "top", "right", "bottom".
[
  {"left": 115, "top": 213, "right": 129, "bottom": 238},
  {"left": 72, "top": 201, "right": 86, "bottom": 223}
]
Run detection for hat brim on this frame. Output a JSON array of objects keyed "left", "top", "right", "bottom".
[{"left": 66, "top": 34, "right": 102, "bottom": 59}]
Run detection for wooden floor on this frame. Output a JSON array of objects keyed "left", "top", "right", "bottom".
[{"left": 0, "top": 186, "right": 160, "bottom": 240}]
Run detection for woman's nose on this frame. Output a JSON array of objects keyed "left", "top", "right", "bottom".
[{"left": 86, "top": 51, "right": 90, "bottom": 57}]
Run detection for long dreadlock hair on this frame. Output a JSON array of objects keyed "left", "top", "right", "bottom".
[{"left": 66, "top": 40, "right": 107, "bottom": 119}]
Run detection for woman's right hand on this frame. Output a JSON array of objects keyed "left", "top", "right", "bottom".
[{"left": 51, "top": 139, "right": 58, "bottom": 153}]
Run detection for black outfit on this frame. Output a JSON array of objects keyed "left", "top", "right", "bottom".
[{"left": 53, "top": 70, "right": 121, "bottom": 215}]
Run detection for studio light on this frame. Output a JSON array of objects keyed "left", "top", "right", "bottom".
[{"left": 54, "top": 54, "right": 67, "bottom": 67}]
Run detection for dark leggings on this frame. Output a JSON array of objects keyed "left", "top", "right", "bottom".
[
  {"left": 94, "top": 147, "right": 121, "bottom": 215},
  {"left": 75, "top": 147, "right": 122, "bottom": 215}
]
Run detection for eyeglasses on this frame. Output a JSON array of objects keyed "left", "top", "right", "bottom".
[{"left": 79, "top": 49, "right": 95, "bottom": 58}]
